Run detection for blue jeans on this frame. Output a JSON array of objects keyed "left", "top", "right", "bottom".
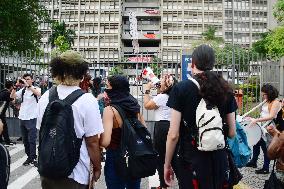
[
  {"left": 20, "top": 119, "right": 37, "bottom": 160},
  {"left": 104, "top": 149, "right": 141, "bottom": 189},
  {"left": 251, "top": 138, "right": 270, "bottom": 170}
]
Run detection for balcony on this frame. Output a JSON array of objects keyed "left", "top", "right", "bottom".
[
  {"left": 124, "top": 2, "right": 160, "bottom": 8},
  {"left": 123, "top": 24, "right": 160, "bottom": 31},
  {"left": 123, "top": 9, "right": 161, "bottom": 18},
  {"left": 123, "top": 47, "right": 160, "bottom": 53},
  {"left": 122, "top": 31, "right": 161, "bottom": 40}
]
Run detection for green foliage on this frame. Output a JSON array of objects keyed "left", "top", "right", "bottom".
[
  {"left": 150, "top": 63, "right": 163, "bottom": 77},
  {"left": 274, "top": 0, "right": 284, "bottom": 24},
  {"left": 252, "top": 32, "right": 271, "bottom": 56},
  {"left": 0, "top": 0, "right": 50, "bottom": 54},
  {"left": 265, "top": 26, "right": 284, "bottom": 59},
  {"left": 48, "top": 21, "right": 75, "bottom": 48},
  {"left": 109, "top": 65, "right": 124, "bottom": 76},
  {"left": 201, "top": 26, "right": 224, "bottom": 43}
]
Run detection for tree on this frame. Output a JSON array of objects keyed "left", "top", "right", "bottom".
[
  {"left": 273, "top": 0, "right": 284, "bottom": 24},
  {"left": 252, "top": 32, "right": 271, "bottom": 55},
  {"left": 265, "top": 26, "right": 284, "bottom": 58},
  {"left": 0, "top": 0, "right": 50, "bottom": 54},
  {"left": 201, "top": 26, "right": 224, "bottom": 43},
  {"left": 48, "top": 21, "right": 75, "bottom": 48}
]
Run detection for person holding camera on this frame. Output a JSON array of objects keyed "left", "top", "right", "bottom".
[
  {"left": 11, "top": 73, "right": 41, "bottom": 167},
  {"left": 144, "top": 75, "right": 178, "bottom": 189},
  {"left": 0, "top": 81, "right": 16, "bottom": 145}
]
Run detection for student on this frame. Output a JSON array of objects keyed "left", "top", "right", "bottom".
[
  {"left": 11, "top": 73, "right": 41, "bottom": 166},
  {"left": 164, "top": 45, "right": 237, "bottom": 189},
  {"left": 0, "top": 81, "right": 16, "bottom": 145},
  {"left": 246, "top": 84, "right": 282, "bottom": 174},
  {"left": 100, "top": 75, "right": 146, "bottom": 189},
  {"left": 37, "top": 50, "right": 104, "bottom": 189},
  {"left": 144, "top": 75, "right": 178, "bottom": 189}
]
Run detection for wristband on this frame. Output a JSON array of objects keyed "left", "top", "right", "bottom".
[
  {"left": 145, "top": 90, "right": 150, "bottom": 94},
  {"left": 27, "top": 85, "right": 32, "bottom": 88}
]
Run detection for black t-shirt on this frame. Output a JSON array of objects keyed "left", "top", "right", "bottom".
[
  {"left": 0, "top": 89, "right": 12, "bottom": 117},
  {"left": 167, "top": 79, "right": 238, "bottom": 161}
]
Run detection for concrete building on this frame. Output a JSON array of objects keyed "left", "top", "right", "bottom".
[{"left": 39, "top": 0, "right": 273, "bottom": 62}]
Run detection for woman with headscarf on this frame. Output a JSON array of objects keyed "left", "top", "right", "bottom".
[
  {"left": 100, "top": 75, "right": 146, "bottom": 189},
  {"left": 143, "top": 75, "right": 178, "bottom": 189}
]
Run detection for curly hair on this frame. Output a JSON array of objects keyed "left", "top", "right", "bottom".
[
  {"left": 261, "top": 84, "right": 279, "bottom": 103},
  {"left": 162, "top": 75, "right": 178, "bottom": 95},
  {"left": 195, "top": 71, "right": 233, "bottom": 107},
  {"left": 50, "top": 51, "right": 89, "bottom": 83}
]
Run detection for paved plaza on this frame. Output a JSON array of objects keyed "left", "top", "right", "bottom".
[{"left": 6, "top": 142, "right": 271, "bottom": 189}]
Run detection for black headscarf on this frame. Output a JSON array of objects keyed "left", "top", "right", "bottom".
[{"left": 105, "top": 75, "right": 140, "bottom": 116}]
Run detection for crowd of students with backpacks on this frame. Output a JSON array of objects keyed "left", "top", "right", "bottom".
[{"left": 1, "top": 45, "right": 284, "bottom": 189}]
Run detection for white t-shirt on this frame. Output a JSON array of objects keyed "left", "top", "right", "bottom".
[
  {"left": 36, "top": 85, "right": 104, "bottom": 185},
  {"left": 16, "top": 86, "right": 41, "bottom": 120},
  {"left": 152, "top": 93, "right": 171, "bottom": 121}
]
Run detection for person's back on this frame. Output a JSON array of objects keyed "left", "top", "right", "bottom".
[
  {"left": 165, "top": 45, "right": 237, "bottom": 189},
  {"left": 37, "top": 50, "right": 104, "bottom": 189}
]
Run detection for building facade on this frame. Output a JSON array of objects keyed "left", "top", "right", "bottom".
[{"left": 40, "top": 0, "right": 271, "bottom": 63}]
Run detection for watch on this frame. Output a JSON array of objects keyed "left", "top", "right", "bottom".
[{"left": 145, "top": 90, "right": 150, "bottom": 94}]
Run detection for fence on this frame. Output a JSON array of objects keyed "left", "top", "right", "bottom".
[{"left": 1, "top": 50, "right": 284, "bottom": 121}]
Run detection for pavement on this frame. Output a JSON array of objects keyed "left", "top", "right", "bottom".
[{"left": 6, "top": 143, "right": 269, "bottom": 189}]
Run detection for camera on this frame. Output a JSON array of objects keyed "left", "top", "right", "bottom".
[{"left": 19, "top": 79, "right": 25, "bottom": 84}]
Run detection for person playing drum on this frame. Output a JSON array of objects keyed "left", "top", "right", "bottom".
[{"left": 246, "top": 84, "right": 282, "bottom": 174}]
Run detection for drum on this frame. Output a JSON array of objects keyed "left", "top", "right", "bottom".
[{"left": 240, "top": 119, "right": 262, "bottom": 147}]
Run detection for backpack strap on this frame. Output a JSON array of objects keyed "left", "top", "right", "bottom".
[
  {"left": 22, "top": 87, "right": 39, "bottom": 103},
  {"left": 110, "top": 104, "right": 129, "bottom": 154},
  {"left": 21, "top": 87, "right": 26, "bottom": 102},
  {"left": 49, "top": 86, "right": 59, "bottom": 102},
  {"left": 63, "top": 89, "right": 85, "bottom": 106},
  {"left": 110, "top": 104, "right": 127, "bottom": 121},
  {"left": 188, "top": 77, "right": 200, "bottom": 89}
]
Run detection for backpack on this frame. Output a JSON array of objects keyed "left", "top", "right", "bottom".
[
  {"left": 227, "top": 121, "right": 251, "bottom": 168},
  {"left": 38, "top": 86, "right": 84, "bottom": 179},
  {"left": 21, "top": 87, "right": 38, "bottom": 103},
  {"left": 111, "top": 104, "right": 158, "bottom": 180},
  {"left": 0, "top": 143, "right": 10, "bottom": 189},
  {"left": 190, "top": 78, "right": 226, "bottom": 151}
]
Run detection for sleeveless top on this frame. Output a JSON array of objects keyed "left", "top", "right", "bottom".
[{"left": 107, "top": 113, "right": 121, "bottom": 150}]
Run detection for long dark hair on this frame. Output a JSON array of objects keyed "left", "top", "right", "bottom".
[
  {"left": 195, "top": 71, "right": 233, "bottom": 107},
  {"left": 261, "top": 84, "right": 278, "bottom": 103}
]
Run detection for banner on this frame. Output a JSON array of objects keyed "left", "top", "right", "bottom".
[
  {"left": 181, "top": 55, "right": 192, "bottom": 80},
  {"left": 128, "top": 57, "right": 152, "bottom": 63},
  {"left": 144, "top": 9, "right": 160, "bottom": 14},
  {"left": 128, "top": 11, "right": 139, "bottom": 54}
]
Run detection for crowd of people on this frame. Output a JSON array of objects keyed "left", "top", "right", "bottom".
[{"left": 0, "top": 45, "right": 283, "bottom": 189}]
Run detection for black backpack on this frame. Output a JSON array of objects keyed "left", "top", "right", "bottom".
[
  {"left": 0, "top": 143, "right": 10, "bottom": 189},
  {"left": 111, "top": 104, "right": 158, "bottom": 180},
  {"left": 38, "top": 86, "right": 84, "bottom": 179}
]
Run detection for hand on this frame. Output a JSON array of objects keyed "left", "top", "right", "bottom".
[
  {"left": 248, "top": 118, "right": 257, "bottom": 127},
  {"left": 164, "top": 164, "right": 174, "bottom": 186},
  {"left": 266, "top": 125, "right": 279, "bottom": 136},
  {"left": 93, "top": 169, "right": 101, "bottom": 182},
  {"left": 21, "top": 79, "right": 29, "bottom": 87},
  {"left": 145, "top": 82, "right": 153, "bottom": 90},
  {"left": 97, "top": 93, "right": 104, "bottom": 100}
]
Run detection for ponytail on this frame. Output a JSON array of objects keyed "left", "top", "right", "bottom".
[{"left": 195, "top": 71, "right": 233, "bottom": 107}]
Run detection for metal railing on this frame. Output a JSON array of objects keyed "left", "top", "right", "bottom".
[{"left": 1, "top": 50, "right": 283, "bottom": 120}]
